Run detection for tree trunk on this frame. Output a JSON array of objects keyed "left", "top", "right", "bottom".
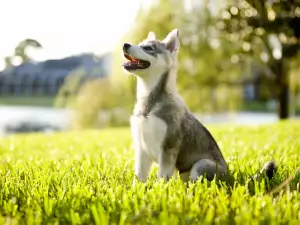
[
  {"left": 273, "top": 59, "right": 289, "bottom": 119},
  {"left": 278, "top": 82, "right": 289, "bottom": 119}
]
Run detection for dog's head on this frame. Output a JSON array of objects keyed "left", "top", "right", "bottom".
[{"left": 122, "top": 29, "right": 180, "bottom": 77}]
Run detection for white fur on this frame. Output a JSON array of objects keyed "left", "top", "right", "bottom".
[
  {"left": 124, "top": 29, "right": 230, "bottom": 183},
  {"left": 124, "top": 45, "right": 170, "bottom": 80},
  {"left": 123, "top": 29, "right": 180, "bottom": 98},
  {"left": 130, "top": 115, "right": 167, "bottom": 182},
  {"left": 136, "top": 65, "right": 178, "bottom": 98},
  {"left": 147, "top": 31, "right": 156, "bottom": 41},
  {"left": 124, "top": 29, "right": 182, "bottom": 182},
  {"left": 162, "top": 29, "right": 180, "bottom": 52}
]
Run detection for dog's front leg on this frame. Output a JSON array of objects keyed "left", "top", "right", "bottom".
[
  {"left": 157, "top": 149, "right": 177, "bottom": 181},
  {"left": 134, "top": 147, "right": 152, "bottom": 183},
  {"left": 131, "top": 116, "right": 152, "bottom": 183}
]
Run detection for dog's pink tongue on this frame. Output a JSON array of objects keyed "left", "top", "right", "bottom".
[{"left": 131, "top": 58, "right": 138, "bottom": 63}]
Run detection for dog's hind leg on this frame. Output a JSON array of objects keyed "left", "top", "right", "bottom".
[{"left": 190, "top": 159, "right": 228, "bottom": 182}]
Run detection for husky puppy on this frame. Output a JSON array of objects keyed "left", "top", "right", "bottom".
[{"left": 122, "top": 29, "right": 276, "bottom": 183}]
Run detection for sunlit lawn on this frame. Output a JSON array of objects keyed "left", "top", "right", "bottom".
[{"left": 0, "top": 121, "right": 299, "bottom": 224}]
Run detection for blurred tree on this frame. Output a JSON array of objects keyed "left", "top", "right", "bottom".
[
  {"left": 289, "top": 52, "right": 300, "bottom": 115},
  {"left": 67, "top": 0, "right": 248, "bottom": 129},
  {"left": 72, "top": 77, "right": 130, "bottom": 129},
  {"left": 117, "top": 0, "right": 244, "bottom": 114},
  {"left": 2, "top": 38, "right": 43, "bottom": 70},
  {"left": 113, "top": 0, "right": 183, "bottom": 101},
  {"left": 54, "top": 68, "right": 87, "bottom": 108},
  {"left": 4, "top": 56, "right": 13, "bottom": 69},
  {"left": 178, "top": 0, "right": 244, "bottom": 113},
  {"left": 222, "top": 0, "right": 300, "bottom": 119},
  {"left": 14, "top": 39, "right": 42, "bottom": 64}
]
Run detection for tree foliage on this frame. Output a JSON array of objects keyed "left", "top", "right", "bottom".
[
  {"left": 4, "top": 56, "right": 13, "bottom": 69},
  {"left": 2, "top": 38, "right": 42, "bottom": 69},
  {"left": 14, "top": 39, "right": 43, "bottom": 64},
  {"left": 71, "top": 77, "right": 129, "bottom": 129},
  {"left": 69, "top": 0, "right": 269, "bottom": 129},
  {"left": 118, "top": 0, "right": 244, "bottom": 114},
  {"left": 222, "top": 0, "right": 300, "bottom": 118}
]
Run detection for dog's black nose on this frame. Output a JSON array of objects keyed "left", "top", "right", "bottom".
[{"left": 123, "top": 43, "right": 131, "bottom": 51}]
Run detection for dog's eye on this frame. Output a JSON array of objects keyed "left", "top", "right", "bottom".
[{"left": 142, "top": 46, "right": 154, "bottom": 51}]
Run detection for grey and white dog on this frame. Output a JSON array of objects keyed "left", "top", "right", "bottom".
[{"left": 122, "top": 29, "right": 276, "bottom": 183}]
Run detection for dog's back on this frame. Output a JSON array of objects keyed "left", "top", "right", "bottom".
[{"left": 176, "top": 111, "right": 228, "bottom": 173}]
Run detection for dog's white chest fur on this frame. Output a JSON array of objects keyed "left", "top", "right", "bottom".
[{"left": 130, "top": 115, "right": 167, "bottom": 161}]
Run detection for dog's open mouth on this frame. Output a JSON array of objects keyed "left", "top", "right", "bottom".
[{"left": 123, "top": 53, "right": 150, "bottom": 70}]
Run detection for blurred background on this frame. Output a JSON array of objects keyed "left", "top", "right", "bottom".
[{"left": 0, "top": 0, "right": 300, "bottom": 136}]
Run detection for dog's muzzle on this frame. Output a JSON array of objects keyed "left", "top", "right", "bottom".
[
  {"left": 122, "top": 43, "right": 150, "bottom": 71},
  {"left": 123, "top": 43, "right": 131, "bottom": 52}
]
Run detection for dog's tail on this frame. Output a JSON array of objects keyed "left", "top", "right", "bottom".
[{"left": 253, "top": 160, "right": 277, "bottom": 181}]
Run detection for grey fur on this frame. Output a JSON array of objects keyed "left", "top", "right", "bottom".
[
  {"left": 133, "top": 68, "right": 228, "bottom": 181},
  {"left": 139, "top": 41, "right": 166, "bottom": 58},
  {"left": 125, "top": 29, "right": 276, "bottom": 183},
  {"left": 134, "top": 71, "right": 169, "bottom": 117}
]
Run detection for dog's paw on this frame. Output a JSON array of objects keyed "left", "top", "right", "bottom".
[
  {"left": 132, "top": 178, "right": 139, "bottom": 187},
  {"left": 132, "top": 177, "right": 147, "bottom": 187}
]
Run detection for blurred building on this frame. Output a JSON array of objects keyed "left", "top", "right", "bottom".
[{"left": 0, "top": 53, "right": 110, "bottom": 96}]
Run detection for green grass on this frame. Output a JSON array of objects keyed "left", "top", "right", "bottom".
[
  {"left": 0, "top": 96, "right": 55, "bottom": 107},
  {"left": 0, "top": 121, "right": 300, "bottom": 225}
]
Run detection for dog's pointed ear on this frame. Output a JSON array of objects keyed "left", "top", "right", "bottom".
[
  {"left": 162, "top": 29, "right": 180, "bottom": 52},
  {"left": 147, "top": 31, "right": 156, "bottom": 41}
]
